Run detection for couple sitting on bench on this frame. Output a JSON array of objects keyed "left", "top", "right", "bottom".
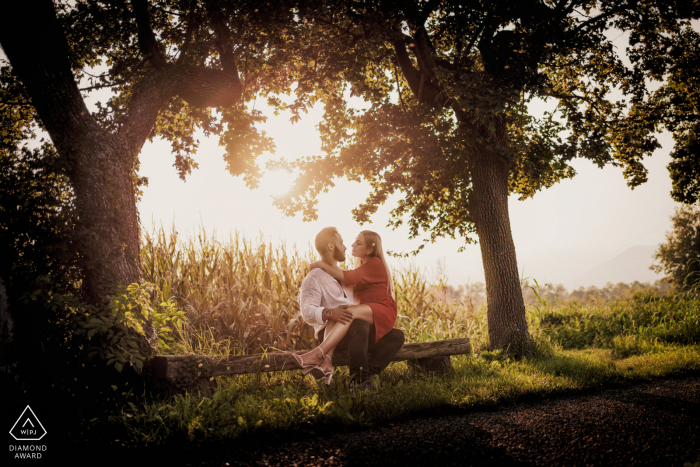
[{"left": 295, "top": 227, "right": 405, "bottom": 390}]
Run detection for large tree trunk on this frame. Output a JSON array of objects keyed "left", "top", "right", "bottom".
[
  {"left": 469, "top": 146, "right": 531, "bottom": 355},
  {"left": 68, "top": 133, "right": 142, "bottom": 306},
  {"left": 0, "top": 1, "right": 155, "bottom": 352},
  {"left": 0, "top": 1, "right": 141, "bottom": 301},
  {"left": 392, "top": 28, "right": 532, "bottom": 355},
  {"left": 0, "top": 0, "right": 245, "bottom": 378}
]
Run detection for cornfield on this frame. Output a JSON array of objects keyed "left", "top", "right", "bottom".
[{"left": 140, "top": 225, "right": 488, "bottom": 357}]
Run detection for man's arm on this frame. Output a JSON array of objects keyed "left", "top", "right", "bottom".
[
  {"left": 299, "top": 274, "right": 353, "bottom": 325},
  {"left": 299, "top": 276, "right": 326, "bottom": 326}
]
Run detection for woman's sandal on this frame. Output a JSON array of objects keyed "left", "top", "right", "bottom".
[
  {"left": 310, "top": 355, "right": 334, "bottom": 386},
  {"left": 293, "top": 347, "right": 325, "bottom": 376}
]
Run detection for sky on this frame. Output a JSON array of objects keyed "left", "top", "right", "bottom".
[{"left": 135, "top": 96, "right": 680, "bottom": 291}]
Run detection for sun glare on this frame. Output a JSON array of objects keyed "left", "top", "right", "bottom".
[{"left": 259, "top": 168, "right": 295, "bottom": 198}]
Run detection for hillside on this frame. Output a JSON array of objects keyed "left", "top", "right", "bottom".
[{"left": 569, "top": 245, "right": 663, "bottom": 288}]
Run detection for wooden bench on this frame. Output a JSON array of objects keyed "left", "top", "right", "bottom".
[{"left": 152, "top": 337, "right": 471, "bottom": 395}]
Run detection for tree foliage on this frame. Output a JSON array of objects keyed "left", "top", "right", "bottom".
[
  {"left": 644, "top": 27, "right": 700, "bottom": 204},
  {"left": 258, "top": 0, "right": 700, "bottom": 353},
  {"left": 2, "top": 0, "right": 699, "bottom": 368},
  {"left": 0, "top": 66, "right": 84, "bottom": 395},
  {"left": 275, "top": 1, "right": 698, "bottom": 252},
  {"left": 52, "top": 0, "right": 305, "bottom": 185},
  {"left": 0, "top": 65, "right": 79, "bottom": 298},
  {"left": 651, "top": 203, "right": 700, "bottom": 290}
]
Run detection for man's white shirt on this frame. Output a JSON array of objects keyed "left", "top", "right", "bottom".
[{"left": 299, "top": 268, "right": 355, "bottom": 339}]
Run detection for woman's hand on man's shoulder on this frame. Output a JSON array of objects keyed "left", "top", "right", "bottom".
[{"left": 309, "top": 261, "right": 325, "bottom": 271}]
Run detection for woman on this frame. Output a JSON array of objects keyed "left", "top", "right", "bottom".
[{"left": 293, "top": 230, "right": 397, "bottom": 385}]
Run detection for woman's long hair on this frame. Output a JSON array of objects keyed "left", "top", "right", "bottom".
[{"left": 354, "top": 230, "right": 395, "bottom": 299}]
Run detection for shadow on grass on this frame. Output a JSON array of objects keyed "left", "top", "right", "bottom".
[
  {"left": 93, "top": 345, "right": 700, "bottom": 459},
  {"left": 530, "top": 347, "right": 700, "bottom": 389}
]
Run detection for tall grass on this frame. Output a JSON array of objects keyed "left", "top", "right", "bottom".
[
  {"left": 140, "top": 225, "right": 700, "bottom": 360},
  {"left": 140, "top": 225, "right": 487, "bottom": 357},
  {"left": 395, "top": 268, "right": 488, "bottom": 347},
  {"left": 140, "top": 226, "right": 316, "bottom": 356},
  {"left": 533, "top": 287, "right": 700, "bottom": 356},
  {"left": 101, "top": 227, "right": 700, "bottom": 447}
]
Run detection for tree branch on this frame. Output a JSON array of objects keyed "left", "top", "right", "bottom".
[
  {"left": 554, "top": 0, "right": 577, "bottom": 17},
  {"left": 571, "top": 5, "right": 628, "bottom": 36},
  {"left": 464, "top": 22, "right": 486, "bottom": 58},
  {"left": 176, "top": 0, "right": 198, "bottom": 65},
  {"left": 413, "top": 24, "right": 439, "bottom": 83},
  {"left": 0, "top": 0, "right": 107, "bottom": 161},
  {"left": 120, "top": 2, "right": 243, "bottom": 156},
  {"left": 203, "top": 0, "right": 241, "bottom": 82},
  {"left": 120, "top": 63, "right": 243, "bottom": 156},
  {"left": 394, "top": 62, "right": 406, "bottom": 112},
  {"left": 131, "top": 0, "right": 167, "bottom": 69},
  {"left": 79, "top": 83, "right": 118, "bottom": 92},
  {"left": 392, "top": 31, "right": 444, "bottom": 106},
  {"left": 79, "top": 57, "right": 149, "bottom": 91},
  {"left": 392, "top": 37, "right": 422, "bottom": 96}
]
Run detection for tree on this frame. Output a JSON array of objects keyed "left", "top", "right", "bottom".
[
  {"left": 651, "top": 203, "right": 700, "bottom": 290},
  {"left": 276, "top": 0, "right": 699, "bottom": 354},
  {"left": 643, "top": 27, "right": 700, "bottom": 204},
  {"left": 0, "top": 0, "right": 301, "bottom": 389}
]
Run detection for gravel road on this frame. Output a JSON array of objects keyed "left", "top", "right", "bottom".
[{"left": 115, "top": 375, "right": 700, "bottom": 467}]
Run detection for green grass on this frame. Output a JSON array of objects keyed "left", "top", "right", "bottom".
[
  {"left": 98, "top": 227, "right": 700, "bottom": 447},
  {"left": 536, "top": 289, "right": 700, "bottom": 355},
  {"left": 111, "top": 343, "right": 700, "bottom": 446}
]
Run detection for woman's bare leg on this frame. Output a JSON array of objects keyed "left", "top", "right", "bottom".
[
  {"left": 296, "top": 319, "right": 336, "bottom": 368},
  {"left": 297, "top": 305, "right": 373, "bottom": 372},
  {"left": 320, "top": 305, "right": 373, "bottom": 350}
]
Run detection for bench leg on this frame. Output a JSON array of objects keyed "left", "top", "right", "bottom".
[{"left": 408, "top": 356, "right": 452, "bottom": 375}]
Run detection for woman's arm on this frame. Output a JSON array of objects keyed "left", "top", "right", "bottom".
[{"left": 309, "top": 261, "right": 346, "bottom": 283}]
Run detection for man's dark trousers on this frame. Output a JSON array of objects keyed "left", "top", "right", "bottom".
[{"left": 319, "top": 321, "right": 405, "bottom": 383}]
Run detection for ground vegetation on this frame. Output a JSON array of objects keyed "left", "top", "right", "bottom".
[
  {"left": 98, "top": 231, "right": 700, "bottom": 445},
  {"left": 0, "top": 0, "right": 307, "bottom": 396}
]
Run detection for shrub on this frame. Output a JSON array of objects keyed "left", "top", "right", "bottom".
[{"left": 651, "top": 203, "right": 700, "bottom": 290}]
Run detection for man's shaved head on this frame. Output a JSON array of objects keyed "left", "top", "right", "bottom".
[
  {"left": 315, "top": 227, "right": 339, "bottom": 255},
  {"left": 315, "top": 226, "right": 346, "bottom": 262}
]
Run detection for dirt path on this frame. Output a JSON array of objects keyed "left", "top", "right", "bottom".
[{"left": 119, "top": 375, "right": 700, "bottom": 467}]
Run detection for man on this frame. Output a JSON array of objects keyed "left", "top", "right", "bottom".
[{"left": 299, "top": 226, "right": 405, "bottom": 389}]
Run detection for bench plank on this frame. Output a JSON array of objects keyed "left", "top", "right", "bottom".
[{"left": 152, "top": 337, "right": 471, "bottom": 380}]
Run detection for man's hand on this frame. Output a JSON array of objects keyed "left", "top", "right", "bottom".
[{"left": 325, "top": 305, "right": 353, "bottom": 324}]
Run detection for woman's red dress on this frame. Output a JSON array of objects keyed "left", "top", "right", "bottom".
[{"left": 343, "top": 256, "right": 397, "bottom": 343}]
